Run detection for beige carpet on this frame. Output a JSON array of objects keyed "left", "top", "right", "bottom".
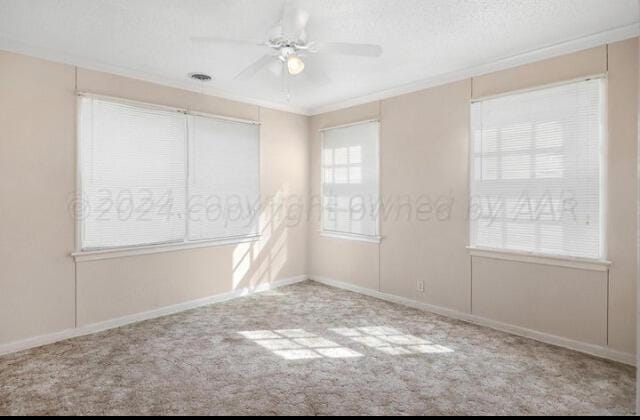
[{"left": 0, "top": 281, "right": 635, "bottom": 416}]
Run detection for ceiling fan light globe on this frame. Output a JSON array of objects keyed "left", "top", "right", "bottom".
[{"left": 287, "top": 55, "right": 305, "bottom": 75}]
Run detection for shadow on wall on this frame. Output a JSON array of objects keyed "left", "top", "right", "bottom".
[{"left": 231, "top": 188, "right": 292, "bottom": 293}]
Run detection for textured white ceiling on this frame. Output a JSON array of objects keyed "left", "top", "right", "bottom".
[{"left": 0, "top": 0, "right": 638, "bottom": 114}]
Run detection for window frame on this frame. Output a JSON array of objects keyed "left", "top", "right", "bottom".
[
  {"left": 73, "top": 93, "right": 262, "bottom": 262},
  {"left": 467, "top": 76, "right": 610, "bottom": 266},
  {"left": 319, "top": 119, "right": 382, "bottom": 244}
]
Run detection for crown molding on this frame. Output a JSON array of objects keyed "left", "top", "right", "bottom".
[
  {"left": 308, "top": 23, "right": 640, "bottom": 116},
  {"left": 0, "top": 34, "right": 313, "bottom": 116},
  {"left": 1, "top": 23, "right": 638, "bottom": 118}
]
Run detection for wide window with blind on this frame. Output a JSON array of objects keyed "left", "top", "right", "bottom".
[
  {"left": 78, "top": 96, "right": 260, "bottom": 252},
  {"left": 469, "top": 78, "right": 606, "bottom": 260},
  {"left": 321, "top": 121, "right": 380, "bottom": 241}
]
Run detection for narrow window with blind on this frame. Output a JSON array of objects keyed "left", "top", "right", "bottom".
[
  {"left": 321, "top": 121, "right": 380, "bottom": 241},
  {"left": 187, "top": 114, "right": 260, "bottom": 242},
  {"left": 469, "top": 78, "right": 606, "bottom": 260},
  {"left": 78, "top": 96, "right": 260, "bottom": 253}
]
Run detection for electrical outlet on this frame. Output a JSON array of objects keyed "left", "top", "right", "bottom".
[{"left": 417, "top": 280, "right": 425, "bottom": 293}]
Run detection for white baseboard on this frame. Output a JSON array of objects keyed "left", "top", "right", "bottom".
[
  {"left": 310, "top": 275, "right": 636, "bottom": 367},
  {"left": 2, "top": 274, "right": 634, "bottom": 367},
  {"left": 0, "top": 275, "right": 308, "bottom": 358}
]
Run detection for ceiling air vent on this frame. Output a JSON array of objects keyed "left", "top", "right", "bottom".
[{"left": 189, "top": 73, "right": 213, "bottom": 82}]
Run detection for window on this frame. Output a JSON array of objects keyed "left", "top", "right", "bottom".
[
  {"left": 187, "top": 115, "right": 260, "bottom": 242},
  {"left": 470, "top": 78, "right": 606, "bottom": 260},
  {"left": 78, "top": 96, "right": 260, "bottom": 252},
  {"left": 321, "top": 121, "right": 380, "bottom": 240}
]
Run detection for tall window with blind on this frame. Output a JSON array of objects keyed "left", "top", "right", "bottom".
[
  {"left": 187, "top": 114, "right": 260, "bottom": 242},
  {"left": 78, "top": 96, "right": 260, "bottom": 252},
  {"left": 469, "top": 78, "right": 606, "bottom": 260},
  {"left": 321, "top": 121, "right": 380, "bottom": 240}
]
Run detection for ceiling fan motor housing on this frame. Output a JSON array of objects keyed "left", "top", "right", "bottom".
[{"left": 278, "top": 46, "right": 297, "bottom": 61}]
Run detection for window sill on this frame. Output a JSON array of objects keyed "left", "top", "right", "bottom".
[
  {"left": 467, "top": 247, "right": 611, "bottom": 272},
  {"left": 319, "top": 231, "right": 383, "bottom": 244},
  {"left": 73, "top": 236, "right": 261, "bottom": 263}
]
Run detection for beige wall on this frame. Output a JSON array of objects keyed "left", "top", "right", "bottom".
[
  {"left": 309, "top": 39, "right": 639, "bottom": 356},
  {"left": 0, "top": 51, "right": 309, "bottom": 343},
  {"left": 0, "top": 51, "right": 77, "bottom": 345},
  {"left": 637, "top": 26, "right": 640, "bottom": 407},
  {"left": 472, "top": 258, "right": 608, "bottom": 345},
  {"left": 471, "top": 46, "right": 607, "bottom": 98},
  {"left": 607, "top": 40, "right": 639, "bottom": 354},
  {"left": 380, "top": 80, "right": 472, "bottom": 313}
]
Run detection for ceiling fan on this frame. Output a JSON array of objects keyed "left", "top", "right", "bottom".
[{"left": 191, "top": 1, "right": 383, "bottom": 92}]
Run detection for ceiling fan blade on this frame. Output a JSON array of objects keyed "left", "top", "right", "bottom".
[
  {"left": 191, "top": 36, "right": 265, "bottom": 47},
  {"left": 313, "top": 42, "right": 383, "bottom": 58},
  {"left": 269, "top": 59, "right": 283, "bottom": 77},
  {"left": 267, "top": 24, "right": 283, "bottom": 41},
  {"left": 301, "top": 56, "right": 331, "bottom": 86},
  {"left": 235, "top": 55, "right": 277, "bottom": 81},
  {"left": 299, "top": 29, "right": 309, "bottom": 44},
  {"left": 282, "top": 62, "right": 291, "bottom": 101},
  {"left": 282, "top": 1, "right": 310, "bottom": 42}
]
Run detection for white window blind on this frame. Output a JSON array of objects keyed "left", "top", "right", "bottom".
[
  {"left": 470, "top": 78, "right": 605, "bottom": 259},
  {"left": 187, "top": 115, "right": 260, "bottom": 241},
  {"left": 322, "top": 121, "right": 380, "bottom": 239},
  {"left": 79, "top": 97, "right": 187, "bottom": 251},
  {"left": 78, "top": 96, "right": 261, "bottom": 252}
]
